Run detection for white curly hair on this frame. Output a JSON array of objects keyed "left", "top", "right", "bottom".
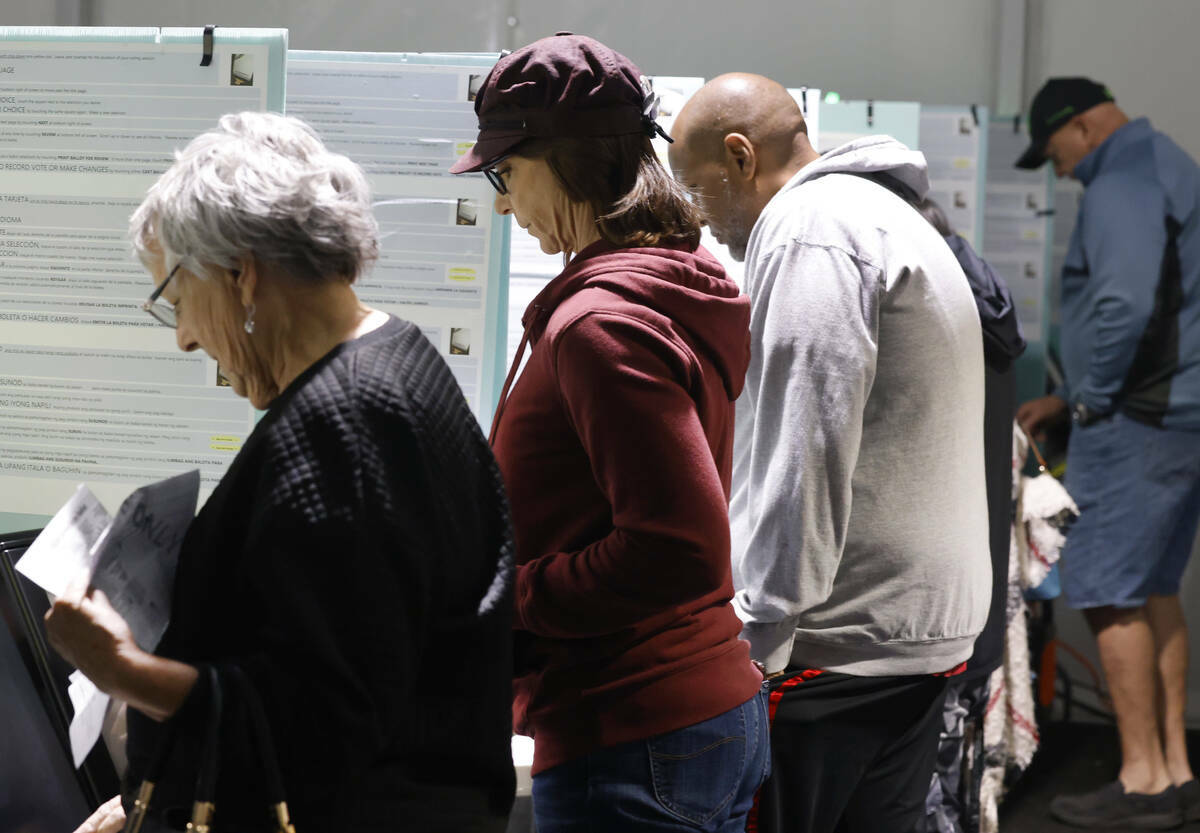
[{"left": 131, "top": 111, "right": 379, "bottom": 283}]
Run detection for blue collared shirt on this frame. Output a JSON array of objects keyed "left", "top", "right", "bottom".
[{"left": 1060, "top": 117, "right": 1200, "bottom": 429}]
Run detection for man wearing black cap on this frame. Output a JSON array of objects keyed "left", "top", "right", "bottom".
[{"left": 1016, "top": 78, "right": 1200, "bottom": 829}]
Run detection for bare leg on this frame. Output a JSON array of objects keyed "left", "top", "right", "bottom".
[
  {"left": 1146, "top": 593, "right": 1195, "bottom": 786},
  {"left": 1084, "top": 605, "right": 1172, "bottom": 794}
]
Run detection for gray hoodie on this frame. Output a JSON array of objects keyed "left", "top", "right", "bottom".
[{"left": 730, "top": 136, "right": 991, "bottom": 676}]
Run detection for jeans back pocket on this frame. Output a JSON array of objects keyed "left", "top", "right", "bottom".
[{"left": 646, "top": 706, "right": 747, "bottom": 826}]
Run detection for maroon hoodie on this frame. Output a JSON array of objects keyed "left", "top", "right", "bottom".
[{"left": 491, "top": 239, "right": 762, "bottom": 775}]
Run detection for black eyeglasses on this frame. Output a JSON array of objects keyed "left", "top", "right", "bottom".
[
  {"left": 142, "top": 261, "right": 181, "bottom": 328},
  {"left": 483, "top": 155, "right": 511, "bottom": 195}
]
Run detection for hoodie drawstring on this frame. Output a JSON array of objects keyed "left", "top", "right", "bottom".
[{"left": 488, "top": 314, "right": 536, "bottom": 446}]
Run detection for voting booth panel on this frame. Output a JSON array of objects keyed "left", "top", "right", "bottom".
[
  {"left": 0, "top": 35, "right": 512, "bottom": 539},
  {"left": 0, "top": 530, "right": 121, "bottom": 830},
  {"left": 0, "top": 26, "right": 287, "bottom": 535},
  {"left": 285, "top": 50, "right": 510, "bottom": 430},
  {"left": 919, "top": 105, "right": 990, "bottom": 249},
  {"left": 984, "top": 117, "right": 1056, "bottom": 403}
]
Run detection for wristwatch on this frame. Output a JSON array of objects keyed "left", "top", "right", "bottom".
[{"left": 1072, "top": 399, "right": 1103, "bottom": 427}]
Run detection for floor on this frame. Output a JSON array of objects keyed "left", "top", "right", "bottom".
[
  {"left": 507, "top": 796, "right": 533, "bottom": 833},
  {"left": 1000, "top": 721, "right": 1200, "bottom": 831}
]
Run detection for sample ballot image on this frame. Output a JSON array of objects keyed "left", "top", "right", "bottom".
[{"left": 230, "top": 52, "right": 254, "bottom": 86}]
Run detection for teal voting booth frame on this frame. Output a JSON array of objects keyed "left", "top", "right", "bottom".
[
  {"left": 0, "top": 26, "right": 287, "bottom": 536},
  {"left": 0, "top": 26, "right": 287, "bottom": 111},
  {"left": 817, "top": 98, "right": 922, "bottom": 153}
]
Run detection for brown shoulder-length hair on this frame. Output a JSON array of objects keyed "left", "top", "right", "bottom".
[{"left": 517, "top": 133, "right": 702, "bottom": 250}]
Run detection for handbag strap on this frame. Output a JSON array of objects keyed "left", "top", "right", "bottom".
[
  {"left": 1016, "top": 424, "right": 1051, "bottom": 473},
  {"left": 190, "top": 665, "right": 223, "bottom": 833},
  {"left": 125, "top": 707, "right": 183, "bottom": 833},
  {"left": 124, "top": 664, "right": 298, "bottom": 833},
  {"left": 225, "top": 664, "right": 297, "bottom": 833},
  {"left": 126, "top": 665, "right": 223, "bottom": 833}
]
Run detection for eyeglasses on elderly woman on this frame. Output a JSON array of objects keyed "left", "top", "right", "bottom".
[
  {"left": 141, "top": 261, "right": 182, "bottom": 328},
  {"left": 141, "top": 261, "right": 241, "bottom": 329}
]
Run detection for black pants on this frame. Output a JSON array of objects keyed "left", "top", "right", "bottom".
[{"left": 749, "top": 668, "right": 950, "bottom": 833}]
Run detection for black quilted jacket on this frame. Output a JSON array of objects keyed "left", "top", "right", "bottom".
[{"left": 124, "top": 316, "right": 515, "bottom": 832}]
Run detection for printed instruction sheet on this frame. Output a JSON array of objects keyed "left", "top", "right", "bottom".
[
  {"left": 287, "top": 52, "right": 508, "bottom": 425},
  {"left": 0, "top": 29, "right": 284, "bottom": 517},
  {"left": 984, "top": 120, "right": 1054, "bottom": 343},
  {"left": 919, "top": 106, "right": 988, "bottom": 247}
]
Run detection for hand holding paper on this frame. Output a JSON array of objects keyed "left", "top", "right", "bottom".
[
  {"left": 19, "top": 470, "right": 201, "bottom": 651},
  {"left": 45, "top": 578, "right": 138, "bottom": 696},
  {"left": 17, "top": 470, "right": 201, "bottom": 767}
]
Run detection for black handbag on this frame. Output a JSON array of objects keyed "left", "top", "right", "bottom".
[{"left": 125, "top": 664, "right": 297, "bottom": 833}]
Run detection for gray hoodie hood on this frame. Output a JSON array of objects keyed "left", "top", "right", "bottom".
[{"left": 786, "top": 134, "right": 931, "bottom": 200}]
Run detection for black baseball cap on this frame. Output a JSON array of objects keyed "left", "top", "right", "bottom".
[{"left": 1015, "top": 77, "right": 1115, "bottom": 169}]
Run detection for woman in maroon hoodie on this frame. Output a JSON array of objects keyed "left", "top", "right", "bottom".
[{"left": 450, "top": 34, "right": 767, "bottom": 832}]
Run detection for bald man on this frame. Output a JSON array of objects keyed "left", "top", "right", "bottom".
[
  {"left": 671, "top": 74, "right": 992, "bottom": 833},
  {"left": 1015, "top": 78, "right": 1200, "bottom": 830}
]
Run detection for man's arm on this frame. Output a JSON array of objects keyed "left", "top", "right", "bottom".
[
  {"left": 1074, "top": 173, "right": 1169, "bottom": 415},
  {"left": 733, "top": 241, "right": 880, "bottom": 672}
]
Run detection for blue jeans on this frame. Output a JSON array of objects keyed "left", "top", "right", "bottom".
[{"left": 532, "top": 691, "right": 770, "bottom": 832}]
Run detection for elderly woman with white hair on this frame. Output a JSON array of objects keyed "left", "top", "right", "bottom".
[{"left": 44, "top": 112, "right": 516, "bottom": 833}]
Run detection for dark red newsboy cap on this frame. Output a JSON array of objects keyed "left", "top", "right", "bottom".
[{"left": 449, "top": 33, "right": 667, "bottom": 174}]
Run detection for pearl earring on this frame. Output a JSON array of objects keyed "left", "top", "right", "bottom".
[{"left": 244, "top": 302, "right": 256, "bottom": 334}]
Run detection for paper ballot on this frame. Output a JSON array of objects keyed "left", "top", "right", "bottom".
[
  {"left": 15, "top": 484, "right": 111, "bottom": 598},
  {"left": 15, "top": 470, "right": 200, "bottom": 767},
  {"left": 88, "top": 470, "right": 199, "bottom": 651},
  {"left": 66, "top": 671, "right": 110, "bottom": 768}
]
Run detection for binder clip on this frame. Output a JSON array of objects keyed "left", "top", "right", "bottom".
[
  {"left": 200, "top": 25, "right": 217, "bottom": 67},
  {"left": 970, "top": 104, "right": 979, "bottom": 127},
  {"left": 866, "top": 100, "right": 874, "bottom": 128}
]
